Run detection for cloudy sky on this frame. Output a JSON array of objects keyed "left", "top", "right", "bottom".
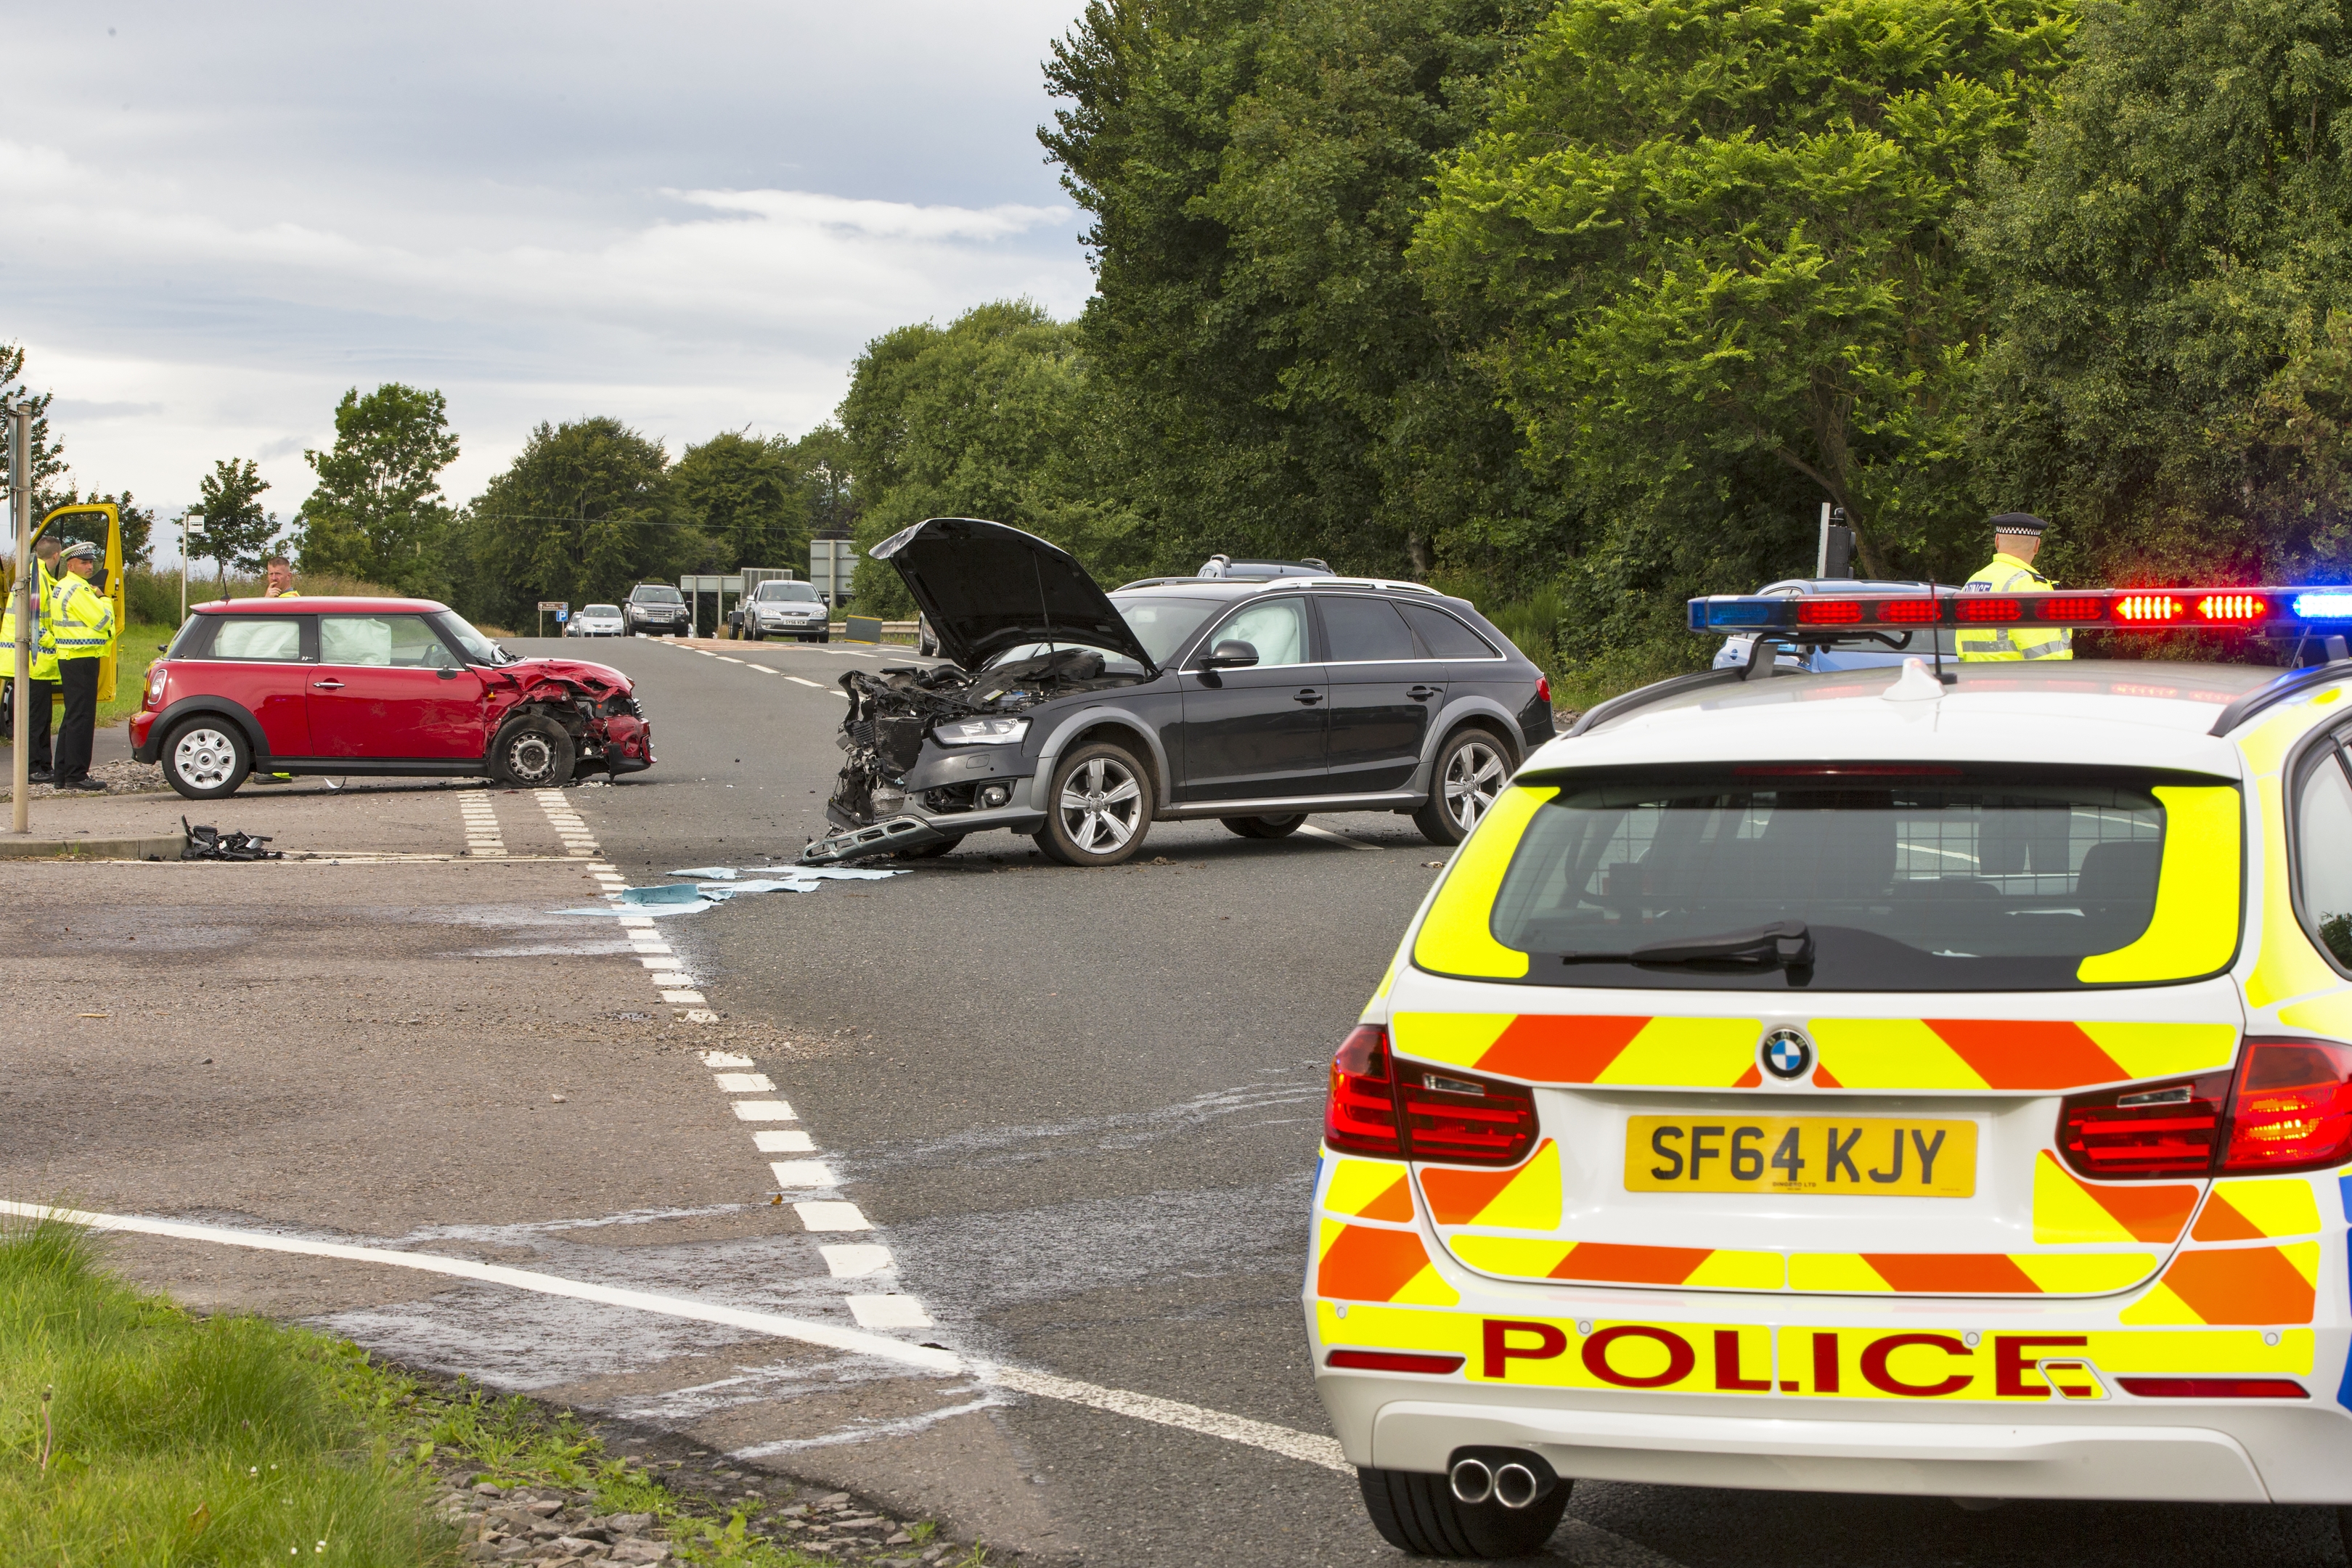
[{"left": 3, "top": 1, "right": 1095, "bottom": 541}]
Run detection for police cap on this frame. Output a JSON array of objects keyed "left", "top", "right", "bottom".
[
  {"left": 57, "top": 541, "right": 101, "bottom": 564},
  {"left": 1990, "top": 513, "right": 2049, "bottom": 539}
]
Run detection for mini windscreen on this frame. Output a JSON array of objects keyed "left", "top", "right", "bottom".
[{"left": 1690, "top": 588, "right": 2352, "bottom": 635}]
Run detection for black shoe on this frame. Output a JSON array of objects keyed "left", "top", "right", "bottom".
[
  {"left": 59, "top": 777, "right": 105, "bottom": 792},
  {"left": 26, "top": 769, "right": 52, "bottom": 783}
]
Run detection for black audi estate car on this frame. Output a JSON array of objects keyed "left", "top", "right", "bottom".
[{"left": 803, "top": 518, "right": 1554, "bottom": 867}]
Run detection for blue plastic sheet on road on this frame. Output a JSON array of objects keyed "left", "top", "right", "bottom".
[{"left": 552, "top": 864, "right": 905, "bottom": 918}]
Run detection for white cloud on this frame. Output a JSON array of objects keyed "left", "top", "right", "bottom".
[{"left": 0, "top": 1, "right": 1098, "bottom": 519}]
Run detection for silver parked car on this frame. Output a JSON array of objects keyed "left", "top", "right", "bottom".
[
  {"left": 566, "top": 603, "right": 625, "bottom": 637},
  {"left": 744, "top": 579, "right": 832, "bottom": 642}
]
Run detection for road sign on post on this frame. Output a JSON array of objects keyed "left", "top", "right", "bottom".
[
  {"left": 809, "top": 534, "right": 856, "bottom": 607},
  {"left": 536, "top": 600, "right": 567, "bottom": 638}
]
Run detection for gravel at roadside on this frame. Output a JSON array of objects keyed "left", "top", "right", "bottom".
[{"left": 0, "top": 757, "right": 166, "bottom": 800}]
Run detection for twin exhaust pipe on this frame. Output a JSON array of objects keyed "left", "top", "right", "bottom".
[{"left": 1448, "top": 1450, "right": 1554, "bottom": 1509}]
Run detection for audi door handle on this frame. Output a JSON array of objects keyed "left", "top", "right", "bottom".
[
  {"left": 1407, "top": 686, "right": 1439, "bottom": 701},
  {"left": 311, "top": 679, "right": 345, "bottom": 690},
  {"left": 1294, "top": 690, "right": 1323, "bottom": 706}
]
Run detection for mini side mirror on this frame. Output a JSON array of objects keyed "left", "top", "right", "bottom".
[
  {"left": 438, "top": 666, "right": 460, "bottom": 680},
  {"left": 1202, "top": 639, "right": 1260, "bottom": 669}
]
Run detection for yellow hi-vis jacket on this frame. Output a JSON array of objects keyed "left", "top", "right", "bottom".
[
  {"left": 51, "top": 571, "right": 115, "bottom": 661},
  {"left": 1955, "top": 552, "right": 2073, "bottom": 661},
  {"left": 0, "top": 562, "right": 59, "bottom": 680}
]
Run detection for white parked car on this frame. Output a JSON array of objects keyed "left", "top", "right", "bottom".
[{"left": 566, "top": 603, "right": 624, "bottom": 637}]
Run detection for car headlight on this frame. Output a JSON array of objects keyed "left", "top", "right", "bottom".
[{"left": 934, "top": 717, "right": 1029, "bottom": 746}]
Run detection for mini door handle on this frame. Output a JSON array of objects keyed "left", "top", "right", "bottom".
[
  {"left": 311, "top": 679, "right": 344, "bottom": 690},
  {"left": 1294, "top": 690, "right": 1323, "bottom": 706},
  {"left": 1408, "top": 686, "right": 1439, "bottom": 701}
]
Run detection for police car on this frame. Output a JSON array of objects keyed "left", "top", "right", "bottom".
[{"left": 1310, "top": 584, "right": 2352, "bottom": 1556}]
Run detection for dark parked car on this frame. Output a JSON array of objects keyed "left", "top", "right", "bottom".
[
  {"left": 803, "top": 518, "right": 1553, "bottom": 867},
  {"left": 624, "top": 583, "right": 690, "bottom": 636}
]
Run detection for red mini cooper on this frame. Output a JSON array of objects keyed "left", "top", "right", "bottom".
[{"left": 130, "top": 597, "right": 655, "bottom": 799}]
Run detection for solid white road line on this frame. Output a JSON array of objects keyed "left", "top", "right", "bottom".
[
  {"left": 1297, "top": 824, "right": 1376, "bottom": 850},
  {"left": 0, "top": 1199, "right": 958, "bottom": 1373},
  {"left": 988, "top": 1367, "right": 1346, "bottom": 1472},
  {"left": 0, "top": 1201, "right": 1361, "bottom": 1474}
]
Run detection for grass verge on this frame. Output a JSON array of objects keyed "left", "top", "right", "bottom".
[
  {"left": 0, "top": 1214, "right": 982, "bottom": 1567},
  {"left": 0, "top": 1214, "right": 450, "bottom": 1565}
]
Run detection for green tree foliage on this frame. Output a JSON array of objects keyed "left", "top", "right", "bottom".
[
  {"left": 0, "top": 343, "right": 68, "bottom": 509},
  {"left": 1413, "top": 0, "right": 2075, "bottom": 664},
  {"left": 794, "top": 421, "right": 861, "bottom": 539},
  {"left": 293, "top": 384, "right": 460, "bottom": 597},
  {"left": 184, "top": 460, "right": 279, "bottom": 590},
  {"left": 461, "top": 417, "right": 685, "bottom": 628},
  {"left": 1967, "top": 0, "right": 2352, "bottom": 587},
  {"left": 674, "top": 430, "right": 810, "bottom": 571},
  {"left": 836, "top": 301, "right": 1138, "bottom": 613},
  {"left": 1042, "top": 0, "right": 1553, "bottom": 579}
]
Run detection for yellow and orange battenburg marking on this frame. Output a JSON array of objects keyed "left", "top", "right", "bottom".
[
  {"left": 1315, "top": 1220, "right": 1458, "bottom": 1307},
  {"left": 2121, "top": 1241, "right": 2322, "bottom": 1326},
  {"left": 1315, "top": 1303, "right": 2316, "bottom": 1398},
  {"left": 1321, "top": 1158, "right": 1418, "bottom": 1224},
  {"left": 1388, "top": 1013, "right": 2237, "bottom": 1093},
  {"left": 2032, "top": 1151, "right": 2199, "bottom": 1244}
]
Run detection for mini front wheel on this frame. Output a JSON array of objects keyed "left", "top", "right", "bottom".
[{"left": 491, "top": 715, "right": 576, "bottom": 788}]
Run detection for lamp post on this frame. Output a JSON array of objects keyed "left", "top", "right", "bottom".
[{"left": 11, "top": 402, "right": 32, "bottom": 835}]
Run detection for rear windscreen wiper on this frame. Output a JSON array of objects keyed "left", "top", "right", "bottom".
[{"left": 1560, "top": 920, "right": 1814, "bottom": 969}]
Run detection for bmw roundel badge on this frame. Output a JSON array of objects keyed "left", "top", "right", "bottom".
[{"left": 1760, "top": 1029, "right": 1813, "bottom": 1082}]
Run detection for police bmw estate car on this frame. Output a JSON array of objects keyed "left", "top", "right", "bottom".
[{"left": 1310, "top": 585, "right": 2352, "bottom": 1556}]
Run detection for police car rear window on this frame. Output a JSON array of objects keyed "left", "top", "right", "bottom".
[{"left": 1478, "top": 766, "right": 2239, "bottom": 991}]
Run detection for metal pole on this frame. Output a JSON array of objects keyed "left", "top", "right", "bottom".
[
  {"left": 180, "top": 513, "right": 188, "bottom": 624},
  {"left": 12, "top": 404, "right": 32, "bottom": 835}
]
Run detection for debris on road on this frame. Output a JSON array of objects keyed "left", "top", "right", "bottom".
[
  {"left": 552, "top": 865, "right": 907, "bottom": 918},
  {"left": 180, "top": 819, "right": 283, "bottom": 861}
]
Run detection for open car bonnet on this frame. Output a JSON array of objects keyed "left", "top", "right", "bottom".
[{"left": 871, "top": 516, "right": 1155, "bottom": 672}]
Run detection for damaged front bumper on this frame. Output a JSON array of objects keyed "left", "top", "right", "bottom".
[{"left": 800, "top": 795, "right": 1046, "bottom": 865}]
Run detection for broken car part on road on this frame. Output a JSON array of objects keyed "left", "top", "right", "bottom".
[{"left": 180, "top": 819, "right": 282, "bottom": 861}]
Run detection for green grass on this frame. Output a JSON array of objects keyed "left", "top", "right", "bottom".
[{"left": 0, "top": 1214, "right": 454, "bottom": 1567}]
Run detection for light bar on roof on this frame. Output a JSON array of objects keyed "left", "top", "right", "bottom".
[{"left": 1690, "top": 587, "right": 2345, "bottom": 637}]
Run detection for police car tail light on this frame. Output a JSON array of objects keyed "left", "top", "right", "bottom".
[
  {"left": 2114, "top": 1377, "right": 2308, "bottom": 1399},
  {"left": 1325, "top": 1025, "right": 1404, "bottom": 1157},
  {"left": 1399, "top": 1066, "right": 1539, "bottom": 1167},
  {"left": 1322, "top": 1026, "right": 1539, "bottom": 1166},
  {"left": 2057, "top": 1071, "right": 2229, "bottom": 1177},
  {"left": 2217, "top": 1039, "right": 2352, "bottom": 1174}
]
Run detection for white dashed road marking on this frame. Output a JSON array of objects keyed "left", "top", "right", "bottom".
[
  {"left": 821, "top": 1244, "right": 894, "bottom": 1278},
  {"left": 713, "top": 1072, "right": 775, "bottom": 1093},
  {"left": 732, "top": 1101, "right": 797, "bottom": 1122},
  {"left": 847, "top": 1295, "right": 934, "bottom": 1329},
  {"left": 754, "top": 1130, "right": 815, "bottom": 1153},
  {"left": 458, "top": 789, "right": 505, "bottom": 855},
  {"left": 785, "top": 676, "right": 825, "bottom": 689},
  {"left": 768, "top": 1159, "right": 838, "bottom": 1188},
  {"left": 793, "top": 1201, "right": 872, "bottom": 1232}
]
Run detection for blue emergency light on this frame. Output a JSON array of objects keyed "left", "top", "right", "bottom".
[{"left": 1690, "top": 587, "right": 2352, "bottom": 637}]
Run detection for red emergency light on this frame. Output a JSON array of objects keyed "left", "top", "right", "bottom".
[{"left": 1692, "top": 587, "right": 2331, "bottom": 636}]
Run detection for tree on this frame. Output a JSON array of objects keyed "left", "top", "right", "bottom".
[
  {"left": 1410, "top": 0, "right": 2073, "bottom": 676},
  {"left": 674, "top": 430, "right": 809, "bottom": 570},
  {"left": 460, "top": 417, "right": 687, "bottom": 629},
  {"left": 185, "top": 460, "right": 279, "bottom": 591},
  {"left": 1967, "top": 0, "right": 2352, "bottom": 589},
  {"left": 0, "top": 343, "right": 68, "bottom": 511},
  {"left": 836, "top": 301, "right": 1140, "bottom": 614},
  {"left": 293, "top": 384, "right": 460, "bottom": 596},
  {"left": 1042, "top": 0, "right": 1554, "bottom": 580},
  {"left": 793, "top": 422, "right": 860, "bottom": 539}
]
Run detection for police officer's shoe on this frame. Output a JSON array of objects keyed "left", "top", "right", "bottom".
[
  {"left": 26, "top": 769, "right": 52, "bottom": 783},
  {"left": 58, "top": 777, "right": 104, "bottom": 792}
]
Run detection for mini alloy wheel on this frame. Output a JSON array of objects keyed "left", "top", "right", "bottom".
[
  {"left": 491, "top": 715, "right": 576, "bottom": 788},
  {"left": 1034, "top": 742, "right": 1151, "bottom": 865},
  {"left": 1414, "top": 729, "right": 1510, "bottom": 846},
  {"left": 163, "top": 721, "right": 251, "bottom": 799}
]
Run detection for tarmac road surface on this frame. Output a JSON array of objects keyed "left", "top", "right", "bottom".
[{"left": 0, "top": 632, "right": 2341, "bottom": 1567}]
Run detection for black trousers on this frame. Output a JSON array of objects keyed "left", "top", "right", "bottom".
[
  {"left": 52, "top": 659, "right": 98, "bottom": 782},
  {"left": 5, "top": 676, "right": 54, "bottom": 772}
]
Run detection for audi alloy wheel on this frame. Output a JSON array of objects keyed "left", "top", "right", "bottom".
[{"left": 1034, "top": 740, "right": 1152, "bottom": 866}]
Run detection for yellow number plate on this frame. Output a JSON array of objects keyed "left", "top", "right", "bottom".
[{"left": 1625, "top": 1116, "right": 1976, "bottom": 1197}]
